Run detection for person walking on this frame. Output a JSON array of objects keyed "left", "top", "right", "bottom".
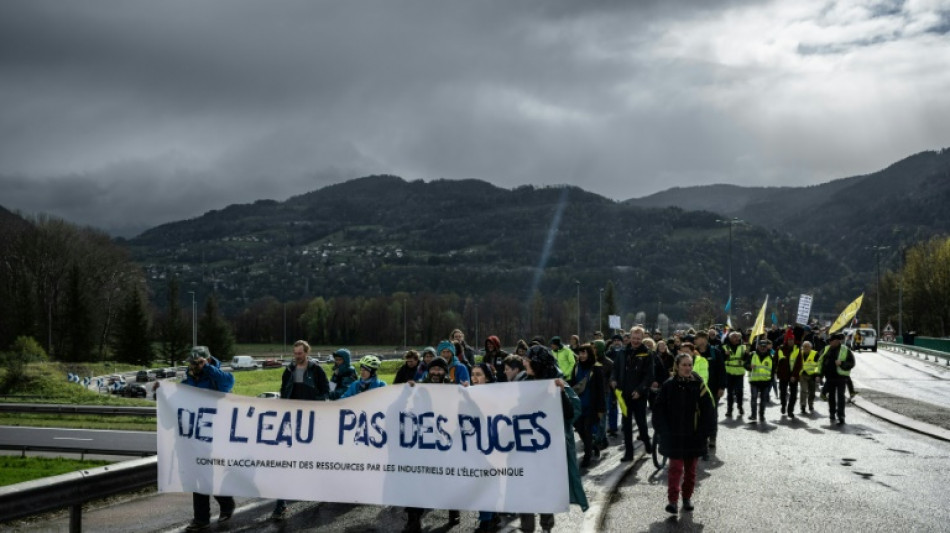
[
  {"left": 819, "top": 332, "right": 856, "bottom": 425},
  {"left": 611, "top": 326, "right": 654, "bottom": 461},
  {"left": 652, "top": 353, "right": 717, "bottom": 515},
  {"left": 271, "top": 340, "right": 329, "bottom": 521},
  {"left": 570, "top": 344, "right": 606, "bottom": 467},
  {"left": 775, "top": 329, "right": 803, "bottom": 419},
  {"left": 693, "top": 331, "right": 725, "bottom": 450},
  {"left": 798, "top": 341, "right": 821, "bottom": 414},
  {"left": 181, "top": 347, "right": 236, "bottom": 531},
  {"left": 603, "top": 334, "right": 625, "bottom": 437},
  {"left": 721, "top": 331, "right": 747, "bottom": 418},
  {"left": 745, "top": 339, "right": 774, "bottom": 423}
]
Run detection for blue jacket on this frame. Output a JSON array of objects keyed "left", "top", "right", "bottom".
[
  {"left": 329, "top": 351, "right": 358, "bottom": 400},
  {"left": 339, "top": 376, "right": 386, "bottom": 399},
  {"left": 181, "top": 356, "right": 234, "bottom": 393},
  {"left": 436, "top": 340, "right": 470, "bottom": 385}
]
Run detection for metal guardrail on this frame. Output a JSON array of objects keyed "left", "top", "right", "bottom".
[
  {"left": 0, "top": 443, "right": 155, "bottom": 459},
  {"left": 0, "top": 456, "right": 157, "bottom": 532},
  {"left": 880, "top": 342, "right": 950, "bottom": 365},
  {"left": 0, "top": 403, "right": 156, "bottom": 416}
]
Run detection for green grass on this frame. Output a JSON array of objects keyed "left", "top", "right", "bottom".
[
  {"left": 0, "top": 413, "right": 155, "bottom": 431},
  {"left": 230, "top": 360, "right": 401, "bottom": 396},
  {"left": 0, "top": 456, "right": 113, "bottom": 487}
]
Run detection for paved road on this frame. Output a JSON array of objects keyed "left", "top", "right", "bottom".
[
  {"left": 0, "top": 426, "right": 156, "bottom": 455},
  {"left": 851, "top": 347, "right": 950, "bottom": 407}
]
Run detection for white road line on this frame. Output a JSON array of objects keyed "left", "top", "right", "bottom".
[{"left": 53, "top": 437, "right": 94, "bottom": 441}]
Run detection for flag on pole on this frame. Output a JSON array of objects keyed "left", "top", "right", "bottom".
[
  {"left": 829, "top": 293, "right": 864, "bottom": 333},
  {"left": 770, "top": 311, "right": 778, "bottom": 325},
  {"left": 724, "top": 297, "right": 732, "bottom": 313},
  {"left": 750, "top": 296, "right": 769, "bottom": 340}
]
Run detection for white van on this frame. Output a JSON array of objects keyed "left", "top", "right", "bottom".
[{"left": 231, "top": 355, "right": 259, "bottom": 370}]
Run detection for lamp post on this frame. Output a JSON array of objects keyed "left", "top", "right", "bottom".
[
  {"left": 403, "top": 299, "right": 408, "bottom": 349},
  {"left": 898, "top": 246, "right": 904, "bottom": 338},
  {"left": 599, "top": 288, "right": 604, "bottom": 333},
  {"left": 716, "top": 217, "right": 744, "bottom": 321},
  {"left": 866, "top": 245, "right": 890, "bottom": 334},
  {"left": 188, "top": 290, "right": 197, "bottom": 347},
  {"left": 575, "top": 280, "right": 581, "bottom": 336}
]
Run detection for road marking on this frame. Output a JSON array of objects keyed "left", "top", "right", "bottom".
[{"left": 53, "top": 437, "right": 94, "bottom": 441}]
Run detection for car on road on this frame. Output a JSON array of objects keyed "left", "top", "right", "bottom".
[
  {"left": 257, "top": 392, "right": 280, "bottom": 399},
  {"left": 135, "top": 371, "right": 156, "bottom": 382},
  {"left": 163, "top": 368, "right": 178, "bottom": 378},
  {"left": 844, "top": 326, "right": 878, "bottom": 352},
  {"left": 231, "top": 355, "right": 260, "bottom": 370},
  {"left": 122, "top": 383, "right": 148, "bottom": 398},
  {"left": 261, "top": 359, "right": 284, "bottom": 368}
]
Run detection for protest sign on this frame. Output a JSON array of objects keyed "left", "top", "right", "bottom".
[{"left": 157, "top": 380, "right": 568, "bottom": 513}]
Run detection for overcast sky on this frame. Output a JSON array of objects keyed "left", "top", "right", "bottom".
[{"left": 1, "top": 0, "right": 948, "bottom": 236}]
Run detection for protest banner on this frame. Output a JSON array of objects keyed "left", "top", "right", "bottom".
[
  {"left": 157, "top": 380, "right": 568, "bottom": 513},
  {"left": 796, "top": 294, "right": 813, "bottom": 325}
]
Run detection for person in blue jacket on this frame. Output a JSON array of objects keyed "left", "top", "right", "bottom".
[
  {"left": 339, "top": 355, "right": 386, "bottom": 398},
  {"left": 436, "top": 340, "right": 470, "bottom": 386},
  {"left": 328, "top": 348, "right": 358, "bottom": 400},
  {"left": 180, "top": 347, "right": 235, "bottom": 532}
]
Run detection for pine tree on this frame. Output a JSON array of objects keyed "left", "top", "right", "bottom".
[
  {"left": 64, "top": 265, "right": 94, "bottom": 361},
  {"left": 160, "top": 278, "right": 191, "bottom": 366},
  {"left": 112, "top": 289, "right": 153, "bottom": 367},
  {"left": 199, "top": 293, "right": 235, "bottom": 361}
]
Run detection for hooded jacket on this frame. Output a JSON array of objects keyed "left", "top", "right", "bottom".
[
  {"left": 329, "top": 349, "right": 358, "bottom": 400},
  {"left": 280, "top": 358, "right": 330, "bottom": 400},
  {"left": 339, "top": 373, "right": 386, "bottom": 398},
  {"left": 436, "top": 340, "right": 470, "bottom": 385},
  {"left": 485, "top": 335, "right": 509, "bottom": 382}
]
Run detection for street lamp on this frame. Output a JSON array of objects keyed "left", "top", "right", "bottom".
[
  {"left": 403, "top": 299, "right": 408, "bottom": 349},
  {"left": 716, "top": 217, "right": 745, "bottom": 321},
  {"left": 188, "top": 291, "right": 197, "bottom": 347},
  {"left": 599, "top": 288, "right": 604, "bottom": 333},
  {"left": 865, "top": 245, "right": 890, "bottom": 334},
  {"left": 575, "top": 280, "right": 581, "bottom": 336}
]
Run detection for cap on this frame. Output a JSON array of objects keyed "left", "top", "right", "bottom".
[{"left": 830, "top": 332, "right": 845, "bottom": 341}]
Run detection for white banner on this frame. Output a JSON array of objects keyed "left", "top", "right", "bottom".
[
  {"left": 608, "top": 314, "right": 621, "bottom": 330},
  {"left": 796, "top": 294, "right": 813, "bottom": 325},
  {"left": 157, "top": 381, "right": 568, "bottom": 513}
]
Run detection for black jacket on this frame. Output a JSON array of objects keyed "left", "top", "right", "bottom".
[
  {"left": 612, "top": 343, "right": 654, "bottom": 397},
  {"left": 280, "top": 359, "right": 330, "bottom": 401},
  {"left": 652, "top": 372, "right": 717, "bottom": 459}
]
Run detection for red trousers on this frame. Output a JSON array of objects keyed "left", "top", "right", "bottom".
[{"left": 667, "top": 457, "right": 698, "bottom": 503}]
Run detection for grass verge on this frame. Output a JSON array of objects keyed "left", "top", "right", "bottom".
[{"left": 0, "top": 456, "right": 112, "bottom": 487}]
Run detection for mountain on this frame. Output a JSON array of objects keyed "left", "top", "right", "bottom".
[
  {"left": 627, "top": 149, "right": 950, "bottom": 268},
  {"left": 128, "top": 175, "right": 852, "bottom": 319}
]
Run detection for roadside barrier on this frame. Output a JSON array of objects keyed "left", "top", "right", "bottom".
[{"left": 880, "top": 342, "right": 950, "bottom": 365}]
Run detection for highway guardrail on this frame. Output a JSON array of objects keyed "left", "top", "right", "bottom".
[
  {"left": 880, "top": 342, "right": 950, "bottom": 365},
  {"left": 0, "top": 403, "right": 156, "bottom": 416},
  {"left": 0, "top": 456, "right": 157, "bottom": 532}
]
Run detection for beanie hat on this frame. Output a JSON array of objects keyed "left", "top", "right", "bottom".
[
  {"left": 549, "top": 336, "right": 563, "bottom": 348},
  {"left": 436, "top": 340, "right": 456, "bottom": 359},
  {"left": 426, "top": 356, "right": 448, "bottom": 370}
]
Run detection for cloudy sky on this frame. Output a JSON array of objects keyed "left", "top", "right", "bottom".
[{"left": 1, "top": 0, "right": 948, "bottom": 236}]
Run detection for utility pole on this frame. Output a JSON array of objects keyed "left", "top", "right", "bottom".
[
  {"left": 575, "top": 280, "right": 581, "bottom": 337},
  {"left": 599, "top": 288, "right": 604, "bottom": 333},
  {"left": 188, "top": 291, "right": 197, "bottom": 347},
  {"left": 865, "top": 245, "right": 890, "bottom": 334},
  {"left": 716, "top": 217, "right": 744, "bottom": 322},
  {"left": 403, "top": 299, "right": 408, "bottom": 349}
]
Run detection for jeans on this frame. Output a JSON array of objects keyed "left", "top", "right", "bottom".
[
  {"left": 827, "top": 379, "right": 847, "bottom": 421},
  {"left": 726, "top": 374, "right": 744, "bottom": 412},
  {"left": 667, "top": 457, "right": 699, "bottom": 503},
  {"left": 749, "top": 382, "right": 770, "bottom": 417},
  {"left": 779, "top": 379, "right": 799, "bottom": 413}
]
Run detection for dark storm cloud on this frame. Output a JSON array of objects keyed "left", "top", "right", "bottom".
[{"left": 0, "top": 0, "right": 948, "bottom": 235}]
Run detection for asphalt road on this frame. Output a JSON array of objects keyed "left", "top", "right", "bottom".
[
  {"left": 851, "top": 347, "right": 950, "bottom": 407},
  {"left": 0, "top": 426, "right": 156, "bottom": 455}
]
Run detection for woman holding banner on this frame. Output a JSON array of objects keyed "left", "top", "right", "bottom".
[{"left": 520, "top": 345, "right": 589, "bottom": 532}]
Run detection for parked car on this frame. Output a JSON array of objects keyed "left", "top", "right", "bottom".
[
  {"left": 163, "top": 368, "right": 178, "bottom": 378},
  {"left": 107, "top": 375, "right": 122, "bottom": 385},
  {"left": 154, "top": 369, "right": 167, "bottom": 378},
  {"left": 261, "top": 359, "right": 284, "bottom": 369},
  {"left": 257, "top": 391, "right": 281, "bottom": 399},
  {"left": 135, "top": 370, "right": 155, "bottom": 383}
]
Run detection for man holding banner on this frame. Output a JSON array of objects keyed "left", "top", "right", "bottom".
[{"left": 819, "top": 332, "right": 856, "bottom": 425}]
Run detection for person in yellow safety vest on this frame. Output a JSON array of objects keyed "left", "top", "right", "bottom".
[
  {"left": 744, "top": 339, "right": 775, "bottom": 423},
  {"left": 721, "top": 331, "right": 747, "bottom": 418},
  {"left": 775, "top": 329, "right": 803, "bottom": 419},
  {"left": 818, "top": 332, "right": 856, "bottom": 425},
  {"left": 550, "top": 336, "right": 577, "bottom": 380},
  {"left": 798, "top": 341, "right": 821, "bottom": 414}
]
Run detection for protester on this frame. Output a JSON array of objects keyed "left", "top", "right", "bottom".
[
  {"left": 652, "top": 353, "right": 717, "bottom": 515},
  {"left": 798, "top": 341, "right": 821, "bottom": 414},
  {"left": 819, "top": 332, "right": 856, "bottom": 425},
  {"left": 612, "top": 326, "right": 654, "bottom": 461},
  {"left": 437, "top": 340, "right": 470, "bottom": 386},
  {"left": 470, "top": 363, "right": 501, "bottom": 532},
  {"left": 272, "top": 340, "right": 329, "bottom": 521},
  {"left": 394, "top": 350, "right": 422, "bottom": 384},
  {"left": 722, "top": 331, "right": 747, "bottom": 417},
  {"left": 339, "top": 355, "right": 386, "bottom": 398},
  {"left": 603, "top": 334, "right": 625, "bottom": 437},
  {"left": 746, "top": 339, "right": 774, "bottom": 422},
  {"left": 519, "top": 345, "right": 589, "bottom": 531},
  {"left": 550, "top": 336, "right": 577, "bottom": 379},
  {"left": 181, "top": 347, "right": 236, "bottom": 531},
  {"left": 775, "top": 329, "right": 803, "bottom": 419},
  {"left": 450, "top": 328, "right": 476, "bottom": 366},
  {"left": 503, "top": 354, "right": 527, "bottom": 382},
  {"left": 328, "top": 348, "right": 358, "bottom": 400},
  {"left": 485, "top": 335, "right": 509, "bottom": 382},
  {"left": 420, "top": 346, "right": 437, "bottom": 378},
  {"left": 570, "top": 344, "right": 606, "bottom": 467}
]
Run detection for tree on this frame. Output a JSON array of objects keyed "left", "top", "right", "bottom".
[
  {"left": 903, "top": 237, "right": 950, "bottom": 336},
  {"left": 199, "top": 293, "right": 235, "bottom": 360},
  {"left": 63, "top": 265, "right": 94, "bottom": 362},
  {"left": 111, "top": 289, "right": 153, "bottom": 367},
  {"left": 159, "top": 278, "right": 191, "bottom": 366}
]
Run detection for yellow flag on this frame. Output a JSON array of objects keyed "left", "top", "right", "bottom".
[
  {"left": 750, "top": 296, "right": 769, "bottom": 340},
  {"left": 829, "top": 293, "right": 864, "bottom": 333},
  {"left": 614, "top": 388, "right": 628, "bottom": 417}
]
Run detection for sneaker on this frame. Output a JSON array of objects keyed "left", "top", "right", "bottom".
[
  {"left": 682, "top": 499, "right": 694, "bottom": 511},
  {"left": 748, "top": 413, "right": 757, "bottom": 421},
  {"left": 271, "top": 508, "right": 286, "bottom": 521},
  {"left": 665, "top": 502, "right": 678, "bottom": 514},
  {"left": 185, "top": 522, "right": 210, "bottom": 532},
  {"left": 218, "top": 511, "right": 233, "bottom": 523}
]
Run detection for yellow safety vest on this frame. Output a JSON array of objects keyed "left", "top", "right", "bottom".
[
  {"left": 819, "top": 345, "right": 851, "bottom": 377},
  {"left": 724, "top": 344, "right": 747, "bottom": 376},
  {"left": 693, "top": 353, "right": 709, "bottom": 384},
  {"left": 778, "top": 346, "right": 800, "bottom": 371},
  {"left": 749, "top": 353, "right": 773, "bottom": 382},
  {"left": 801, "top": 350, "right": 820, "bottom": 376}
]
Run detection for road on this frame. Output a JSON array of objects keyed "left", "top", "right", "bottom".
[
  {"left": 851, "top": 347, "right": 950, "bottom": 407},
  {"left": 0, "top": 426, "right": 156, "bottom": 455}
]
